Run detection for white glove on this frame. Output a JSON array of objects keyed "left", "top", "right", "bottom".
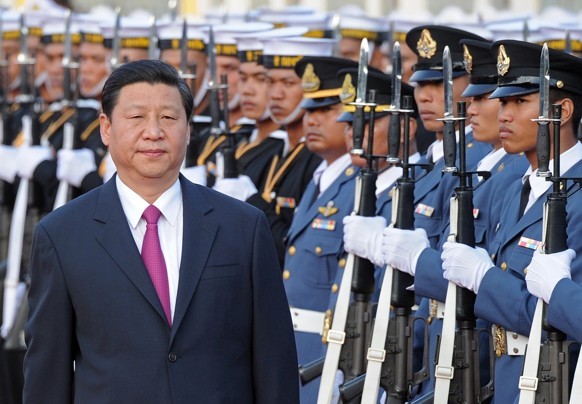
[
  {"left": 57, "top": 148, "right": 97, "bottom": 187},
  {"left": 381, "top": 227, "right": 429, "bottom": 276},
  {"left": 526, "top": 249, "right": 574, "bottom": 303},
  {"left": 441, "top": 241, "right": 494, "bottom": 293},
  {"left": 213, "top": 175, "right": 258, "bottom": 201},
  {"left": 17, "top": 145, "right": 52, "bottom": 179},
  {"left": 343, "top": 215, "right": 387, "bottom": 266},
  {"left": 0, "top": 145, "right": 19, "bottom": 183},
  {"left": 181, "top": 165, "right": 207, "bottom": 186}
]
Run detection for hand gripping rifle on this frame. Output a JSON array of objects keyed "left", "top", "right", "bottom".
[
  {"left": 53, "top": 10, "right": 80, "bottom": 210},
  {"left": 207, "top": 27, "right": 237, "bottom": 178},
  {"left": 340, "top": 43, "right": 431, "bottom": 404},
  {"left": 299, "top": 39, "right": 378, "bottom": 404},
  {"left": 518, "top": 44, "right": 581, "bottom": 404},
  {"left": 433, "top": 47, "right": 494, "bottom": 404}
]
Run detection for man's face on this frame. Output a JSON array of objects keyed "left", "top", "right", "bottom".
[
  {"left": 266, "top": 68, "right": 304, "bottom": 122},
  {"left": 79, "top": 42, "right": 108, "bottom": 97},
  {"left": 160, "top": 49, "right": 207, "bottom": 97},
  {"left": 2, "top": 41, "right": 20, "bottom": 84},
  {"left": 100, "top": 82, "right": 189, "bottom": 189},
  {"left": 216, "top": 55, "right": 240, "bottom": 106},
  {"left": 304, "top": 103, "right": 348, "bottom": 162},
  {"left": 338, "top": 37, "right": 360, "bottom": 62},
  {"left": 238, "top": 61, "right": 268, "bottom": 120},
  {"left": 467, "top": 93, "right": 501, "bottom": 147},
  {"left": 345, "top": 115, "right": 390, "bottom": 167},
  {"left": 498, "top": 93, "right": 539, "bottom": 155},
  {"left": 44, "top": 42, "right": 65, "bottom": 96},
  {"left": 413, "top": 75, "right": 469, "bottom": 133}
]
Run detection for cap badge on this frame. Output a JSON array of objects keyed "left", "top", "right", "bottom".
[
  {"left": 339, "top": 74, "right": 356, "bottom": 104},
  {"left": 463, "top": 45, "right": 473, "bottom": 73},
  {"left": 301, "top": 63, "right": 320, "bottom": 92},
  {"left": 497, "top": 45, "right": 510, "bottom": 76},
  {"left": 417, "top": 29, "right": 437, "bottom": 59}
]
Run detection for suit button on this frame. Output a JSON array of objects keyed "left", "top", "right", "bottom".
[
  {"left": 331, "top": 284, "right": 339, "bottom": 293},
  {"left": 288, "top": 246, "right": 296, "bottom": 256},
  {"left": 283, "top": 269, "right": 291, "bottom": 280},
  {"left": 500, "top": 262, "right": 507, "bottom": 271},
  {"left": 168, "top": 353, "right": 177, "bottom": 362},
  {"left": 338, "top": 258, "right": 346, "bottom": 268},
  {"left": 315, "top": 246, "right": 322, "bottom": 254}
]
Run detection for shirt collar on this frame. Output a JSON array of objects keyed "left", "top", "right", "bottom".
[
  {"left": 318, "top": 153, "right": 352, "bottom": 195},
  {"left": 116, "top": 176, "right": 182, "bottom": 229}
]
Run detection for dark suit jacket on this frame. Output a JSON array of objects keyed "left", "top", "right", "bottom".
[{"left": 23, "top": 175, "right": 299, "bottom": 404}]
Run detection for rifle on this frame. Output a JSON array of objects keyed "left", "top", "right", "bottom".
[
  {"left": 207, "top": 27, "right": 237, "bottom": 179},
  {"left": 53, "top": 10, "right": 80, "bottom": 210},
  {"left": 2, "top": 14, "right": 37, "bottom": 346},
  {"left": 340, "top": 45, "right": 431, "bottom": 403},
  {"left": 433, "top": 47, "right": 493, "bottom": 404},
  {"left": 518, "top": 45, "right": 580, "bottom": 404}
]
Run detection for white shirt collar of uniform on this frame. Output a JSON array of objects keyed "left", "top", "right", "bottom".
[
  {"left": 318, "top": 153, "right": 352, "bottom": 195},
  {"left": 375, "top": 152, "right": 421, "bottom": 196},
  {"left": 426, "top": 127, "right": 466, "bottom": 164},
  {"left": 477, "top": 147, "right": 507, "bottom": 173},
  {"left": 525, "top": 141, "right": 582, "bottom": 209},
  {"left": 116, "top": 175, "right": 182, "bottom": 228}
]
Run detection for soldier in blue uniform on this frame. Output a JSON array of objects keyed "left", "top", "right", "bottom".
[
  {"left": 283, "top": 55, "right": 359, "bottom": 403},
  {"left": 441, "top": 40, "right": 582, "bottom": 403}
]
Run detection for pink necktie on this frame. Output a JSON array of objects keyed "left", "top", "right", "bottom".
[{"left": 141, "top": 205, "right": 172, "bottom": 326}]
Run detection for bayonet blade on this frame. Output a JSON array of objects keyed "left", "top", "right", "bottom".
[
  {"left": 443, "top": 46, "right": 453, "bottom": 118},
  {"left": 111, "top": 8, "right": 121, "bottom": 68},
  {"left": 356, "top": 38, "right": 368, "bottom": 103},
  {"left": 63, "top": 10, "right": 72, "bottom": 66},
  {"left": 148, "top": 16, "right": 157, "bottom": 60},
  {"left": 391, "top": 41, "right": 401, "bottom": 110},
  {"left": 207, "top": 26, "right": 217, "bottom": 87},
  {"left": 180, "top": 18, "right": 187, "bottom": 75},
  {"left": 536, "top": 43, "right": 551, "bottom": 176}
]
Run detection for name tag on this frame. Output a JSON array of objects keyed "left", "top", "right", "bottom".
[
  {"left": 518, "top": 236, "right": 541, "bottom": 251},
  {"left": 311, "top": 218, "right": 336, "bottom": 231},
  {"left": 415, "top": 203, "right": 434, "bottom": 217}
]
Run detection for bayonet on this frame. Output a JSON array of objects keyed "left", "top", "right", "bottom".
[
  {"left": 148, "top": 16, "right": 157, "bottom": 60},
  {"left": 168, "top": 0, "right": 178, "bottom": 22},
  {"left": 180, "top": 18, "right": 187, "bottom": 76},
  {"left": 533, "top": 43, "right": 552, "bottom": 177},
  {"left": 207, "top": 26, "right": 222, "bottom": 136},
  {"left": 351, "top": 38, "right": 369, "bottom": 156},
  {"left": 110, "top": 8, "right": 121, "bottom": 69},
  {"left": 441, "top": 46, "right": 457, "bottom": 172},
  {"left": 387, "top": 41, "right": 401, "bottom": 163},
  {"left": 62, "top": 9, "right": 74, "bottom": 104}
]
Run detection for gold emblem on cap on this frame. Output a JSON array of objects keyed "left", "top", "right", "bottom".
[
  {"left": 339, "top": 74, "right": 356, "bottom": 104},
  {"left": 497, "top": 45, "right": 510, "bottom": 76},
  {"left": 557, "top": 80, "right": 564, "bottom": 88},
  {"left": 463, "top": 45, "right": 473, "bottom": 73},
  {"left": 416, "top": 29, "right": 437, "bottom": 59},
  {"left": 301, "top": 63, "right": 320, "bottom": 92}
]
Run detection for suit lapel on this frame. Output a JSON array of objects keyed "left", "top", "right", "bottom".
[
  {"left": 170, "top": 177, "right": 217, "bottom": 341},
  {"left": 94, "top": 177, "right": 169, "bottom": 324}
]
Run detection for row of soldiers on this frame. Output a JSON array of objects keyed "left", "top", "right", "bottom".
[{"left": 1, "top": 3, "right": 582, "bottom": 404}]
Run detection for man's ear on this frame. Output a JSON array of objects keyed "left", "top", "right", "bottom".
[
  {"left": 558, "top": 98, "right": 574, "bottom": 128},
  {"left": 100, "top": 113, "right": 111, "bottom": 147}
]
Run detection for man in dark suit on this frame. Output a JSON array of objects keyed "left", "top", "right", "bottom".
[{"left": 23, "top": 60, "right": 299, "bottom": 404}]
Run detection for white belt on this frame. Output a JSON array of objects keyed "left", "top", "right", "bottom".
[
  {"left": 436, "top": 300, "right": 446, "bottom": 319},
  {"left": 290, "top": 307, "right": 326, "bottom": 335},
  {"left": 507, "top": 330, "right": 529, "bottom": 356}
]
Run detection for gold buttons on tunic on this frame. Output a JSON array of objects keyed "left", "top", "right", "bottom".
[
  {"left": 500, "top": 262, "right": 507, "bottom": 271},
  {"left": 283, "top": 270, "right": 290, "bottom": 280},
  {"left": 315, "top": 246, "right": 322, "bottom": 254},
  {"left": 288, "top": 246, "right": 296, "bottom": 256},
  {"left": 339, "top": 258, "right": 346, "bottom": 268},
  {"left": 331, "top": 284, "right": 339, "bottom": 293}
]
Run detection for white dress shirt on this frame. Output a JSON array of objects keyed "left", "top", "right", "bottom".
[
  {"left": 376, "top": 152, "right": 422, "bottom": 196},
  {"left": 313, "top": 153, "right": 353, "bottom": 196},
  {"left": 116, "top": 176, "right": 183, "bottom": 320}
]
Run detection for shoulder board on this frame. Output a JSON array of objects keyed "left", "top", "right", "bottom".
[
  {"left": 76, "top": 99, "right": 101, "bottom": 110},
  {"left": 269, "top": 129, "right": 288, "bottom": 140}
]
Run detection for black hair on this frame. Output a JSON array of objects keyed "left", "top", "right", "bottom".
[{"left": 101, "top": 60, "right": 193, "bottom": 120}]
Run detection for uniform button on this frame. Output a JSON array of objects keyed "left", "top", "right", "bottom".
[
  {"left": 338, "top": 258, "right": 346, "bottom": 268},
  {"left": 491, "top": 253, "right": 496, "bottom": 260},
  {"left": 288, "top": 246, "right": 296, "bottom": 256},
  {"left": 500, "top": 262, "right": 507, "bottom": 271},
  {"left": 523, "top": 268, "right": 528, "bottom": 275},
  {"left": 168, "top": 353, "right": 177, "bottom": 362},
  {"left": 315, "top": 246, "right": 322, "bottom": 255},
  {"left": 283, "top": 270, "right": 291, "bottom": 280},
  {"left": 331, "top": 284, "right": 339, "bottom": 293}
]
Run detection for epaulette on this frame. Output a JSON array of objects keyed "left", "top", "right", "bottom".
[{"left": 80, "top": 117, "right": 100, "bottom": 142}]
